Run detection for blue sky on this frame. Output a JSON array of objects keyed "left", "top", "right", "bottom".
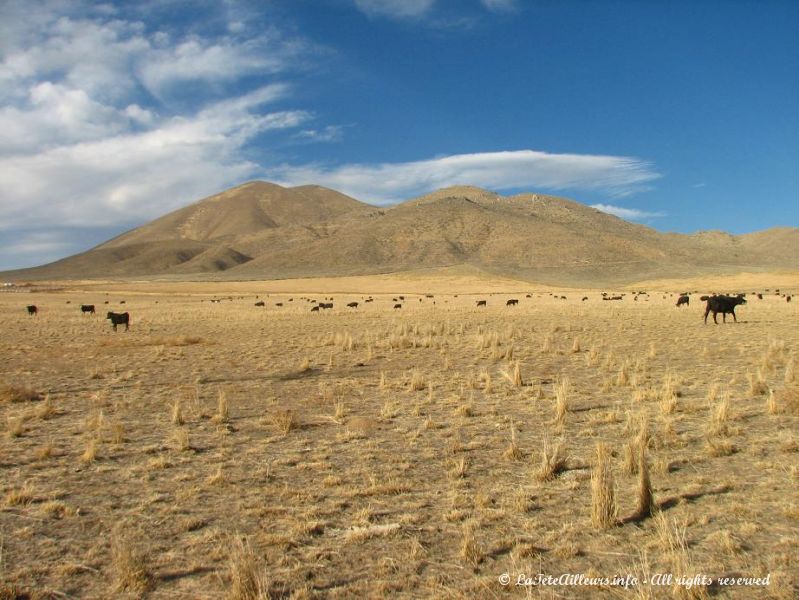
[{"left": 1, "top": 0, "right": 797, "bottom": 270}]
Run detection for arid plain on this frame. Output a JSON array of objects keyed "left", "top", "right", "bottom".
[{"left": 1, "top": 273, "right": 797, "bottom": 599}]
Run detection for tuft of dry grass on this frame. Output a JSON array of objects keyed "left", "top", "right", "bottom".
[
  {"left": 409, "top": 369, "right": 426, "bottom": 391},
  {"left": 111, "top": 527, "right": 152, "bottom": 594},
  {"left": 536, "top": 437, "right": 566, "bottom": 481},
  {"left": 773, "top": 384, "right": 799, "bottom": 415},
  {"left": 747, "top": 371, "right": 768, "bottom": 397},
  {"left": 591, "top": 443, "right": 617, "bottom": 529},
  {"left": 4, "top": 482, "right": 35, "bottom": 507},
  {"left": 0, "top": 384, "right": 42, "bottom": 403},
  {"left": 226, "top": 536, "right": 270, "bottom": 600},
  {"left": 459, "top": 522, "right": 483, "bottom": 566},
  {"left": 503, "top": 420, "right": 523, "bottom": 460},
  {"left": 213, "top": 389, "right": 230, "bottom": 424},
  {"left": 172, "top": 397, "right": 184, "bottom": 425},
  {"left": 271, "top": 409, "right": 298, "bottom": 434},
  {"left": 554, "top": 376, "right": 569, "bottom": 425}
]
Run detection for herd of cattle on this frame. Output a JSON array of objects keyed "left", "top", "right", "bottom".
[{"left": 21, "top": 289, "right": 793, "bottom": 331}]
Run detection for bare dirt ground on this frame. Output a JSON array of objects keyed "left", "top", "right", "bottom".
[{"left": 1, "top": 275, "right": 797, "bottom": 599}]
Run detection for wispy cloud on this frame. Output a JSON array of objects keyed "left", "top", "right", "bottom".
[
  {"left": 480, "top": 0, "right": 520, "bottom": 13},
  {"left": 352, "top": 0, "right": 437, "bottom": 19},
  {"left": 269, "top": 150, "right": 661, "bottom": 204},
  {"left": 0, "top": 1, "right": 321, "bottom": 246},
  {"left": 590, "top": 204, "right": 666, "bottom": 221}
]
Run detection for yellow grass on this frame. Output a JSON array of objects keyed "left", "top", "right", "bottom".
[{"left": 0, "top": 274, "right": 796, "bottom": 597}]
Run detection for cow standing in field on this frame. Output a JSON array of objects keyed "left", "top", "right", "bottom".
[
  {"left": 81, "top": 304, "right": 96, "bottom": 314},
  {"left": 476, "top": 300, "right": 487, "bottom": 307},
  {"left": 106, "top": 311, "right": 130, "bottom": 331},
  {"left": 254, "top": 301, "right": 265, "bottom": 307},
  {"left": 347, "top": 302, "right": 359, "bottom": 308},
  {"left": 26, "top": 305, "right": 37, "bottom": 316},
  {"left": 506, "top": 299, "right": 519, "bottom": 306},
  {"left": 701, "top": 295, "right": 746, "bottom": 324},
  {"left": 393, "top": 304, "right": 402, "bottom": 309},
  {"left": 676, "top": 295, "right": 689, "bottom": 307}
]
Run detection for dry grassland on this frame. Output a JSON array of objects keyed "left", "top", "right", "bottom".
[{"left": 0, "top": 279, "right": 797, "bottom": 599}]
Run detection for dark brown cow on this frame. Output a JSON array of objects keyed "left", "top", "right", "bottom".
[
  {"left": 106, "top": 311, "right": 129, "bottom": 331},
  {"left": 676, "top": 295, "right": 689, "bottom": 307},
  {"left": 81, "top": 304, "right": 96, "bottom": 314},
  {"left": 476, "top": 300, "right": 487, "bottom": 307},
  {"left": 26, "top": 305, "right": 37, "bottom": 316}
]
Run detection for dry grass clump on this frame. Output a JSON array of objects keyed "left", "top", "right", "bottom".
[
  {"left": 503, "top": 420, "right": 523, "bottom": 460},
  {"left": 630, "top": 443, "right": 654, "bottom": 521},
  {"left": 409, "top": 369, "right": 426, "bottom": 391},
  {"left": 591, "top": 443, "right": 617, "bottom": 529},
  {"left": 747, "top": 371, "right": 768, "bottom": 397},
  {"left": 172, "top": 397, "right": 184, "bottom": 425},
  {"left": 226, "top": 536, "right": 270, "bottom": 600},
  {"left": 655, "top": 513, "right": 709, "bottom": 599},
  {"left": 772, "top": 384, "right": 799, "bottom": 415},
  {"left": 4, "top": 482, "right": 35, "bottom": 506},
  {"left": 111, "top": 527, "right": 152, "bottom": 594},
  {"left": 459, "top": 522, "right": 483, "bottom": 566},
  {"left": 0, "top": 384, "right": 42, "bottom": 403},
  {"left": 554, "top": 376, "right": 569, "bottom": 425},
  {"left": 213, "top": 389, "right": 230, "bottom": 424},
  {"left": 535, "top": 437, "right": 566, "bottom": 481},
  {"left": 500, "top": 361, "right": 522, "bottom": 387},
  {"left": 271, "top": 409, "right": 298, "bottom": 434}
]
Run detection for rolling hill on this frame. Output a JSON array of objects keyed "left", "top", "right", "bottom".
[{"left": 3, "top": 181, "right": 798, "bottom": 285}]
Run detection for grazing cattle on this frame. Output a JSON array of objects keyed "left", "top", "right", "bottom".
[
  {"left": 393, "top": 304, "right": 402, "bottom": 309},
  {"left": 26, "top": 305, "right": 37, "bottom": 316},
  {"left": 701, "top": 295, "right": 746, "bottom": 324},
  {"left": 319, "top": 302, "right": 333, "bottom": 309},
  {"left": 254, "top": 301, "right": 265, "bottom": 307},
  {"left": 347, "top": 302, "right": 359, "bottom": 308},
  {"left": 476, "top": 300, "right": 487, "bottom": 307},
  {"left": 506, "top": 299, "right": 519, "bottom": 306},
  {"left": 399, "top": 296, "right": 405, "bottom": 300},
  {"left": 310, "top": 306, "right": 320, "bottom": 312},
  {"left": 106, "top": 311, "right": 129, "bottom": 331},
  {"left": 80, "top": 304, "right": 96, "bottom": 314},
  {"left": 526, "top": 294, "right": 532, "bottom": 298},
  {"left": 425, "top": 294, "right": 434, "bottom": 298},
  {"left": 787, "top": 296, "right": 792, "bottom": 303},
  {"left": 560, "top": 296, "right": 567, "bottom": 300},
  {"left": 364, "top": 298, "right": 373, "bottom": 303},
  {"left": 582, "top": 297, "right": 588, "bottom": 301},
  {"left": 757, "top": 293, "right": 763, "bottom": 300},
  {"left": 120, "top": 300, "right": 126, "bottom": 304},
  {"left": 676, "top": 295, "right": 690, "bottom": 307},
  {"left": 275, "top": 302, "right": 283, "bottom": 307}
]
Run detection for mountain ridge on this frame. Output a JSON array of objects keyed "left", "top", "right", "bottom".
[{"left": 3, "top": 181, "right": 798, "bottom": 285}]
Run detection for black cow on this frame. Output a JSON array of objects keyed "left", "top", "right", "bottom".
[
  {"left": 310, "top": 306, "right": 320, "bottom": 312},
  {"left": 676, "top": 295, "right": 689, "bottom": 307},
  {"left": 26, "top": 305, "right": 37, "bottom": 316},
  {"left": 347, "top": 302, "right": 359, "bottom": 308},
  {"left": 506, "top": 299, "right": 519, "bottom": 306},
  {"left": 106, "top": 311, "right": 129, "bottom": 331},
  {"left": 701, "top": 295, "right": 746, "bottom": 324},
  {"left": 393, "top": 304, "right": 402, "bottom": 309},
  {"left": 81, "top": 304, "right": 96, "bottom": 314},
  {"left": 582, "top": 297, "right": 588, "bottom": 301},
  {"left": 787, "top": 296, "right": 792, "bottom": 303},
  {"left": 476, "top": 300, "right": 487, "bottom": 307},
  {"left": 319, "top": 302, "right": 333, "bottom": 309},
  {"left": 254, "top": 301, "right": 265, "bottom": 307}
]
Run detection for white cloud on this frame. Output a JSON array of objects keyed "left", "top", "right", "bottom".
[
  {"left": 294, "top": 125, "right": 345, "bottom": 143},
  {"left": 590, "top": 204, "right": 666, "bottom": 221},
  {"left": 0, "top": 1, "right": 324, "bottom": 242},
  {"left": 353, "top": 0, "right": 437, "bottom": 19},
  {"left": 480, "top": 0, "right": 519, "bottom": 12},
  {"left": 0, "top": 87, "right": 312, "bottom": 230},
  {"left": 269, "top": 150, "right": 661, "bottom": 204}
]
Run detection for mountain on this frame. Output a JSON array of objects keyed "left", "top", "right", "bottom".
[{"left": 3, "top": 182, "right": 798, "bottom": 285}]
